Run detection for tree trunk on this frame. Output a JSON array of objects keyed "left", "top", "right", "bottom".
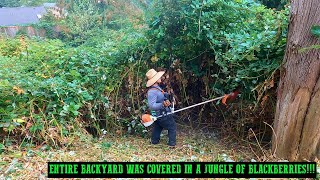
[{"left": 272, "top": 0, "right": 320, "bottom": 161}]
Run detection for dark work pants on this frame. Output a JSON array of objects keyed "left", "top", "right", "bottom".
[{"left": 151, "top": 114, "right": 176, "bottom": 146}]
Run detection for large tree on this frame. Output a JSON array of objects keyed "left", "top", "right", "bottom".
[{"left": 272, "top": 0, "right": 320, "bottom": 161}]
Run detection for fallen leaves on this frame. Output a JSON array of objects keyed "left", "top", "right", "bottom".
[{"left": 1, "top": 130, "right": 254, "bottom": 179}]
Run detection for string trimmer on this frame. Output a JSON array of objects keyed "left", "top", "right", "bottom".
[{"left": 141, "top": 87, "right": 241, "bottom": 127}]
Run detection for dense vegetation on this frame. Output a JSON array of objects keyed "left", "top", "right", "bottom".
[{"left": 0, "top": 0, "right": 289, "bottom": 151}]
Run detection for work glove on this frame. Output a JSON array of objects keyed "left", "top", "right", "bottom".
[{"left": 163, "top": 100, "right": 171, "bottom": 107}]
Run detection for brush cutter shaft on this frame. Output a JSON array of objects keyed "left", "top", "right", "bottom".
[
  {"left": 156, "top": 96, "right": 224, "bottom": 118},
  {"left": 141, "top": 87, "right": 241, "bottom": 127},
  {"left": 141, "top": 95, "right": 225, "bottom": 127}
]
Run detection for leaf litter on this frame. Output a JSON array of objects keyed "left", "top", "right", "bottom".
[{"left": 1, "top": 125, "right": 309, "bottom": 180}]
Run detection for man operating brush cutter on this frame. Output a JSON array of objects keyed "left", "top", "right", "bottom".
[
  {"left": 145, "top": 69, "right": 177, "bottom": 147},
  {"left": 142, "top": 70, "right": 241, "bottom": 146}
]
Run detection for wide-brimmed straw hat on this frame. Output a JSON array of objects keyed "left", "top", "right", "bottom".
[{"left": 146, "top": 69, "right": 165, "bottom": 87}]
